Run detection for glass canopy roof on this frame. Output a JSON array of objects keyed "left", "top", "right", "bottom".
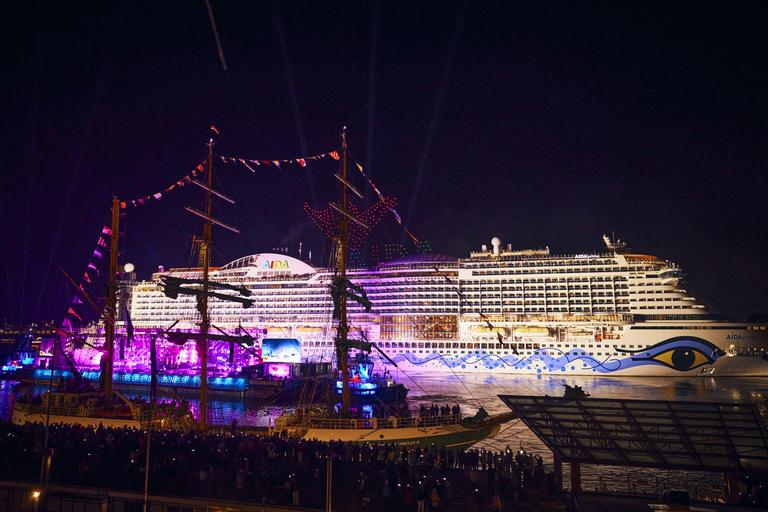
[{"left": 498, "top": 395, "right": 768, "bottom": 472}]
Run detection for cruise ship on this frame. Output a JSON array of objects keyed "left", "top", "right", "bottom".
[{"left": 93, "top": 235, "right": 768, "bottom": 378}]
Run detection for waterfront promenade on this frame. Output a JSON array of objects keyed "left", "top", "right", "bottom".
[{"left": 0, "top": 419, "right": 553, "bottom": 512}]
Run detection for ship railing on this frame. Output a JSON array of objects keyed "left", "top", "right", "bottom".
[
  {"left": 134, "top": 408, "right": 195, "bottom": 429},
  {"left": 297, "top": 413, "right": 465, "bottom": 431},
  {"left": 15, "top": 403, "right": 95, "bottom": 417}
]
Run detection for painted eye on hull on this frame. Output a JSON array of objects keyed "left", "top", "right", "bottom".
[
  {"left": 650, "top": 347, "right": 713, "bottom": 371},
  {"left": 625, "top": 336, "right": 723, "bottom": 372}
]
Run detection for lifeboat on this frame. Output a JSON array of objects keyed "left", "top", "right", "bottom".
[
  {"left": 514, "top": 326, "right": 552, "bottom": 337},
  {"left": 472, "top": 326, "right": 510, "bottom": 336},
  {"left": 296, "top": 326, "right": 324, "bottom": 333}
]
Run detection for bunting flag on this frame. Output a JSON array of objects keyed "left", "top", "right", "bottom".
[
  {"left": 93, "top": 248, "right": 102, "bottom": 259},
  {"left": 67, "top": 307, "right": 83, "bottom": 321},
  {"left": 239, "top": 159, "right": 256, "bottom": 172},
  {"left": 84, "top": 272, "right": 91, "bottom": 283},
  {"left": 73, "top": 296, "right": 83, "bottom": 304},
  {"left": 120, "top": 148, "right": 344, "bottom": 210},
  {"left": 97, "top": 237, "right": 107, "bottom": 247},
  {"left": 351, "top": 159, "right": 420, "bottom": 245},
  {"left": 125, "top": 306, "right": 135, "bottom": 347},
  {"left": 121, "top": 161, "right": 206, "bottom": 209},
  {"left": 217, "top": 148, "right": 340, "bottom": 172},
  {"left": 102, "top": 226, "right": 113, "bottom": 236},
  {"left": 88, "top": 262, "right": 100, "bottom": 275},
  {"left": 62, "top": 318, "right": 72, "bottom": 329}
]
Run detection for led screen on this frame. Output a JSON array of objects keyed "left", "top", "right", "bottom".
[{"left": 261, "top": 338, "right": 301, "bottom": 363}]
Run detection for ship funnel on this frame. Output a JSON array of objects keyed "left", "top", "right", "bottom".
[{"left": 492, "top": 237, "right": 501, "bottom": 257}]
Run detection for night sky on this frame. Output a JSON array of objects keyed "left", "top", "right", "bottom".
[{"left": 2, "top": 2, "right": 766, "bottom": 327}]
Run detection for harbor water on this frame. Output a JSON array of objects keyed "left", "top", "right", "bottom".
[{"left": 4, "top": 371, "right": 768, "bottom": 499}]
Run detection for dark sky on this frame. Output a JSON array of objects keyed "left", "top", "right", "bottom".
[{"left": 2, "top": 1, "right": 766, "bottom": 327}]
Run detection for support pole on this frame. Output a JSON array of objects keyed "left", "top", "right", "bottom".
[
  {"left": 571, "top": 462, "right": 581, "bottom": 493},
  {"left": 326, "top": 457, "right": 332, "bottom": 512},
  {"left": 38, "top": 338, "right": 57, "bottom": 511},
  {"left": 722, "top": 472, "right": 741, "bottom": 504},
  {"left": 104, "top": 197, "right": 120, "bottom": 406},
  {"left": 553, "top": 456, "right": 563, "bottom": 493}
]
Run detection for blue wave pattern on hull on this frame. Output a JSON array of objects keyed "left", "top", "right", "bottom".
[{"left": 390, "top": 337, "right": 724, "bottom": 374}]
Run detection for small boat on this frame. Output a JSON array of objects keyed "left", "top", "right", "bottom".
[
  {"left": 473, "top": 326, "right": 510, "bottom": 335},
  {"left": 326, "top": 352, "right": 408, "bottom": 404},
  {"left": 514, "top": 326, "right": 552, "bottom": 337},
  {"left": 295, "top": 326, "right": 325, "bottom": 333}
]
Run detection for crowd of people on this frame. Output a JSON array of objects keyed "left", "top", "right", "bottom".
[
  {"left": 418, "top": 403, "right": 461, "bottom": 418},
  {"left": 0, "top": 418, "right": 557, "bottom": 511}
]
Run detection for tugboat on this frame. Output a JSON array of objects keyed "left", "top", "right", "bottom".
[{"left": 328, "top": 351, "right": 408, "bottom": 405}]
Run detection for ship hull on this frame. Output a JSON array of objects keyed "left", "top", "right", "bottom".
[
  {"left": 275, "top": 413, "right": 513, "bottom": 450},
  {"left": 307, "top": 322, "right": 768, "bottom": 377},
  {"left": 82, "top": 242, "right": 768, "bottom": 380},
  {"left": 327, "top": 383, "right": 409, "bottom": 404},
  {"left": 12, "top": 402, "right": 141, "bottom": 429},
  {"left": 303, "top": 422, "right": 503, "bottom": 450}
]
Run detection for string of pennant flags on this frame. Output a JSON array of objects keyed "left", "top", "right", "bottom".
[
  {"left": 119, "top": 161, "right": 206, "bottom": 209},
  {"left": 67, "top": 146, "right": 415, "bottom": 324},
  {"left": 220, "top": 150, "right": 418, "bottom": 244},
  {"left": 66, "top": 225, "right": 111, "bottom": 324},
  {"left": 217, "top": 150, "right": 339, "bottom": 171},
  {"left": 119, "top": 150, "right": 341, "bottom": 209},
  {"left": 347, "top": 155, "right": 420, "bottom": 246}
]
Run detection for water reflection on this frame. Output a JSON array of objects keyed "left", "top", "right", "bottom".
[{"left": 4, "top": 373, "right": 768, "bottom": 498}]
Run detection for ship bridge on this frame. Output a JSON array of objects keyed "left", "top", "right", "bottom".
[{"left": 218, "top": 253, "right": 317, "bottom": 277}]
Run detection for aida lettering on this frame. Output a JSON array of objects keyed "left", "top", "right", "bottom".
[{"left": 262, "top": 260, "right": 289, "bottom": 270}]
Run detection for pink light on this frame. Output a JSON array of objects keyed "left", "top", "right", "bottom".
[{"left": 267, "top": 364, "right": 290, "bottom": 378}]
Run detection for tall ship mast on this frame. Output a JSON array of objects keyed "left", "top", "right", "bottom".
[
  {"left": 103, "top": 197, "right": 121, "bottom": 405},
  {"left": 269, "top": 128, "right": 514, "bottom": 446},
  {"left": 179, "top": 138, "right": 246, "bottom": 428}
]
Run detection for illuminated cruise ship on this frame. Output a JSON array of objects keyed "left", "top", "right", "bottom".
[{"left": 120, "top": 235, "right": 768, "bottom": 377}]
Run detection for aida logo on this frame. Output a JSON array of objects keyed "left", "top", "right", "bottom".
[
  {"left": 726, "top": 334, "right": 756, "bottom": 340},
  {"left": 262, "top": 260, "right": 289, "bottom": 270}
]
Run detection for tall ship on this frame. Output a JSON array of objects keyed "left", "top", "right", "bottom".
[{"left": 88, "top": 233, "right": 768, "bottom": 378}]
